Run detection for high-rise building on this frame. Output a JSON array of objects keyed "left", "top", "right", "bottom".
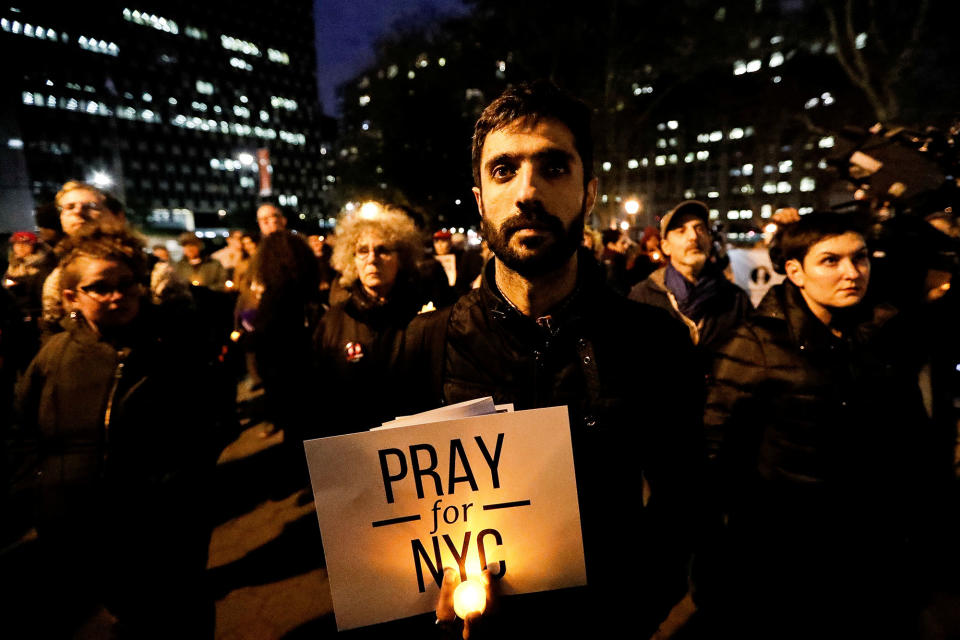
[
  {"left": 1, "top": 1, "right": 337, "bottom": 233},
  {"left": 333, "top": 1, "right": 956, "bottom": 235}
]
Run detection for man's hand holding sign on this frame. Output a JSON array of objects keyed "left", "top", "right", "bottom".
[{"left": 303, "top": 401, "right": 586, "bottom": 631}]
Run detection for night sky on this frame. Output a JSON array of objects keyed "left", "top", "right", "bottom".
[{"left": 313, "top": 0, "right": 467, "bottom": 116}]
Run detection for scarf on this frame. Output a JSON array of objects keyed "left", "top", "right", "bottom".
[{"left": 664, "top": 262, "right": 725, "bottom": 323}]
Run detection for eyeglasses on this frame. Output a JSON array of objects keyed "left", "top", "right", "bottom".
[
  {"left": 77, "top": 279, "right": 144, "bottom": 301},
  {"left": 60, "top": 201, "right": 104, "bottom": 213},
  {"left": 355, "top": 245, "right": 396, "bottom": 261}
]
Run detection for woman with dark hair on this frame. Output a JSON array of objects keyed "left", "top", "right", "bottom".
[
  {"left": 313, "top": 205, "right": 423, "bottom": 434},
  {"left": 242, "top": 230, "right": 320, "bottom": 443},
  {"left": 702, "top": 212, "right": 947, "bottom": 638},
  {"left": 13, "top": 228, "right": 214, "bottom": 637}
]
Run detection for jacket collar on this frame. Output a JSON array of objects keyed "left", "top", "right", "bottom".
[
  {"left": 479, "top": 249, "right": 603, "bottom": 336},
  {"left": 754, "top": 281, "right": 887, "bottom": 351}
]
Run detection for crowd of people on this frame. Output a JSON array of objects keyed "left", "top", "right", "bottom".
[{"left": 1, "top": 80, "right": 959, "bottom": 639}]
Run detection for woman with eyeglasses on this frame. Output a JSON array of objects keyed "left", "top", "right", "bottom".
[
  {"left": 13, "top": 228, "right": 214, "bottom": 637},
  {"left": 313, "top": 206, "right": 424, "bottom": 435}
]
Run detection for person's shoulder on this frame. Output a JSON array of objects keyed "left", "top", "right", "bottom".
[{"left": 627, "top": 267, "right": 666, "bottom": 301}]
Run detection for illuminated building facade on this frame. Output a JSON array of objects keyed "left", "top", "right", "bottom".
[{"left": 1, "top": 1, "right": 337, "bottom": 232}]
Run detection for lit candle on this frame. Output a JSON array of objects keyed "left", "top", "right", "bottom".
[{"left": 452, "top": 578, "right": 486, "bottom": 619}]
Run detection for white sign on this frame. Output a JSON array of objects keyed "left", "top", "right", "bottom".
[{"left": 303, "top": 406, "right": 586, "bottom": 630}]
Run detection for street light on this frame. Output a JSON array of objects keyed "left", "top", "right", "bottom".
[
  {"left": 359, "top": 201, "right": 382, "bottom": 219},
  {"left": 624, "top": 199, "right": 640, "bottom": 215},
  {"left": 88, "top": 170, "right": 113, "bottom": 188}
]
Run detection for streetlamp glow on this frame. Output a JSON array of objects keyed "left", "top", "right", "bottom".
[
  {"left": 88, "top": 171, "right": 113, "bottom": 188},
  {"left": 624, "top": 199, "right": 640, "bottom": 215},
  {"left": 359, "top": 201, "right": 382, "bottom": 219}
]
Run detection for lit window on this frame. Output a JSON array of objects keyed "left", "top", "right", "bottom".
[
  {"left": 740, "top": 209, "right": 753, "bottom": 219},
  {"left": 769, "top": 52, "right": 784, "bottom": 67},
  {"left": 772, "top": 75, "right": 782, "bottom": 83},
  {"left": 779, "top": 160, "right": 793, "bottom": 173},
  {"left": 655, "top": 155, "right": 666, "bottom": 166},
  {"left": 733, "top": 60, "right": 747, "bottom": 75},
  {"left": 641, "top": 158, "right": 649, "bottom": 167},
  {"left": 268, "top": 48, "right": 290, "bottom": 64},
  {"left": 684, "top": 189, "right": 696, "bottom": 199},
  {"left": 438, "top": 57, "right": 446, "bottom": 67},
  {"left": 777, "top": 181, "right": 791, "bottom": 193},
  {"left": 855, "top": 32, "right": 867, "bottom": 49},
  {"left": 821, "top": 92, "right": 834, "bottom": 106},
  {"left": 8, "top": 138, "right": 24, "bottom": 149},
  {"left": 657, "top": 138, "right": 667, "bottom": 148},
  {"left": 602, "top": 161, "right": 612, "bottom": 172},
  {"left": 746, "top": 59, "right": 762, "bottom": 73},
  {"left": 259, "top": 110, "right": 269, "bottom": 122},
  {"left": 669, "top": 138, "right": 677, "bottom": 147},
  {"left": 804, "top": 97, "right": 819, "bottom": 109},
  {"left": 799, "top": 177, "right": 816, "bottom": 192},
  {"left": 407, "top": 70, "right": 415, "bottom": 79},
  {"left": 730, "top": 168, "right": 741, "bottom": 176},
  {"left": 818, "top": 136, "right": 834, "bottom": 149},
  {"left": 684, "top": 153, "right": 695, "bottom": 163},
  {"left": 763, "top": 165, "right": 775, "bottom": 174},
  {"left": 667, "top": 120, "right": 678, "bottom": 130},
  {"left": 770, "top": 35, "right": 784, "bottom": 45},
  {"left": 799, "top": 206, "right": 814, "bottom": 215},
  {"left": 359, "top": 95, "right": 371, "bottom": 106},
  {"left": 709, "top": 130, "right": 722, "bottom": 142},
  {"left": 696, "top": 150, "right": 710, "bottom": 161},
  {"left": 761, "top": 204, "right": 773, "bottom": 218},
  {"left": 762, "top": 182, "right": 777, "bottom": 194},
  {"left": 818, "top": 159, "right": 828, "bottom": 169},
  {"left": 742, "top": 163, "right": 754, "bottom": 176},
  {"left": 741, "top": 184, "right": 755, "bottom": 195},
  {"left": 221, "top": 35, "right": 260, "bottom": 56},
  {"left": 708, "top": 191, "right": 720, "bottom": 199},
  {"left": 627, "top": 158, "right": 639, "bottom": 169},
  {"left": 668, "top": 154, "right": 678, "bottom": 164},
  {"left": 727, "top": 210, "right": 740, "bottom": 220},
  {"left": 196, "top": 80, "right": 214, "bottom": 95},
  {"left": 729, "top": 127, "right": 744, "bottom": 140}
]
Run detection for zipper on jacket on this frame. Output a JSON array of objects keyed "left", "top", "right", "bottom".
[{"left": 102, "top": 348, "right": 131, "bottom": 461}]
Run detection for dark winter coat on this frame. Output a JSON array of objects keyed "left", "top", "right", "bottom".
[
  {"left": 702, "top": 281, "right": 944, "bottom": 637},
  {"left": 313, "top": 280, "right": 422, "bottom": 435},
  {"left": 400, "top": 253, "right": 704, "bottom": 638},
  {"left": 629, "top": 265, "right": 750, "bottom": 351},
  {"left": 13, "top": 306, "right": 214, "bottom": 634}
]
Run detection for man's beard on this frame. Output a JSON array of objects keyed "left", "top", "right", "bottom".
[{"left": 481, "top": 198, "right": 586, "bottom": 278}]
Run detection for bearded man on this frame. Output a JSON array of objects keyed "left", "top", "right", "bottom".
[
  {"left": 629, "top": 200, "right": 750, "bottom": 352},
  {"left": 401, "top": 81, "right": 705, "bottom": 639}
]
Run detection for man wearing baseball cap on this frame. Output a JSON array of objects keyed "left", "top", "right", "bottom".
[{"left": 629, "top": 200, "right": 750, "bottom": 351}]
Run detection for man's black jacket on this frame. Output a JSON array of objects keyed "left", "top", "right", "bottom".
[{"left": 399, "top": 254, "right": 705, "bottom": 638}]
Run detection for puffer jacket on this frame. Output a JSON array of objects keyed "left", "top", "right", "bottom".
[
  {"left": 702, "top": 280, "right": 945, "bottom": 636},
  {"left": 401, "top": 253, "right": 705, "bottom": 638},
  {"left": 16, "top": 309, "right": 213, "bottom": 521}
]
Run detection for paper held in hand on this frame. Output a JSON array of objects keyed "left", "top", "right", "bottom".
[{"left": 303, "top": 398, "right": 586, "bottom": 630}]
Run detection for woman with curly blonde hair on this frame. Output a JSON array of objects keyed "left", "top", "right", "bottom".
[{"left": 314, "top": 205, "right": 424, "bottom": 434}]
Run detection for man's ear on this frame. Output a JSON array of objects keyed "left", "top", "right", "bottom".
[
  {"left": 584, "top": 177, "right": 598, "bottom": 216},
  {"left": 472, "top": 186, "right": 483, "bottom": 218},
  {"left": 784, "top": 259, "right": 805, "bottom": 288},
  {"left": 62, "top": 289, "right": 78, "bottom": 308}
]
